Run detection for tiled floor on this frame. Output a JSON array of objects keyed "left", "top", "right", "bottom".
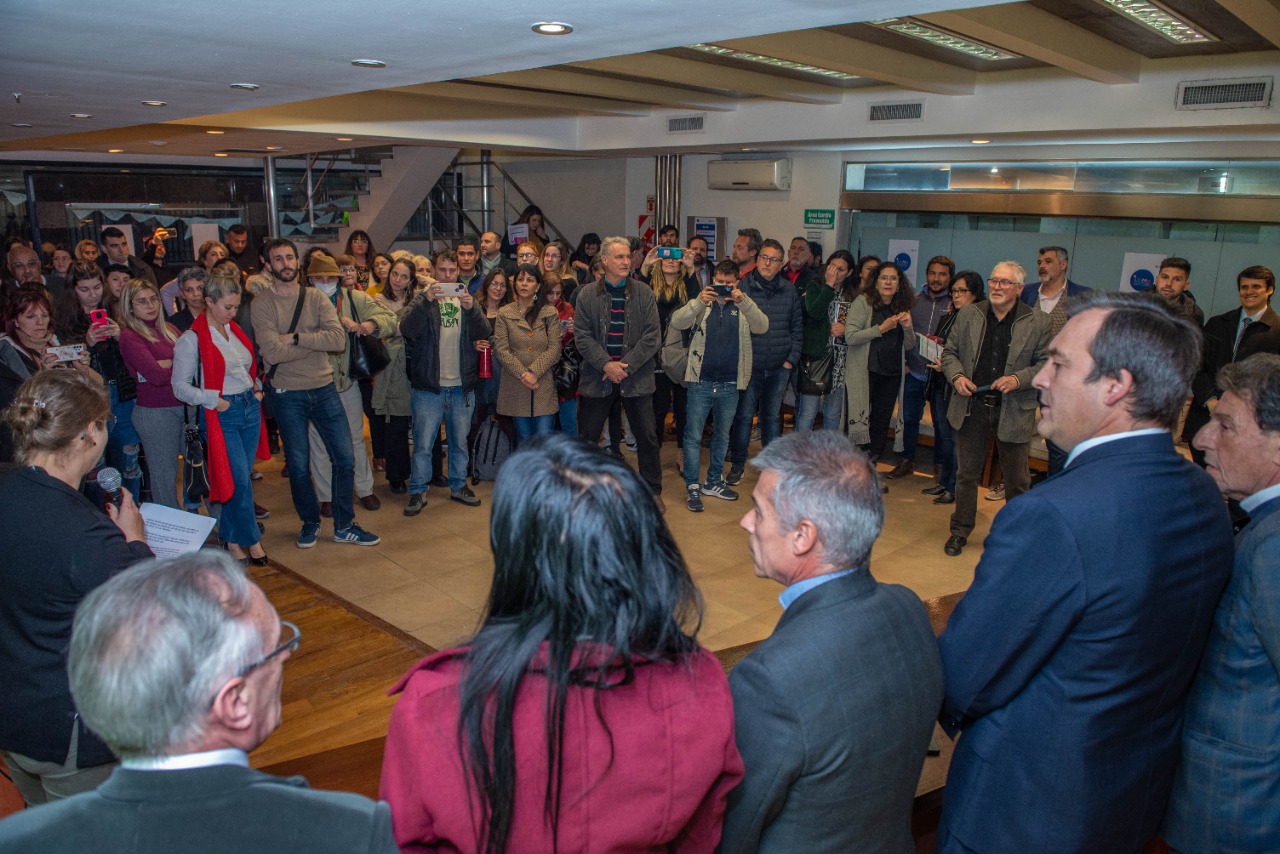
[{"left": 249, "top": 435, "right": 996, "bottom": 653}]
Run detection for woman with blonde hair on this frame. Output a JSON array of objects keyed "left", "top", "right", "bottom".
[
  {"left": 648, "top": 253, "right": 697, "bottom": 451},
  {"left": 73, "top": 239, "right": 100, "bottom": 264},
  {"left": 197, "top": 240, "right": 228, "bottom": 272},
  {"left": 118, "top": 279, "right": 184, "bottom": 509}
]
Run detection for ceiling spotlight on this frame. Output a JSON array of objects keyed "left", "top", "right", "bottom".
[
  {"left": 11, "top": 123, "right": 32, "bottom": 128},
  {"left": 214, "top": 152, "right": 229, "bottom": 157},
  {"left": 206, "top": 130, "right": 225, "bottom": 135},
  {"left": 336, "top": 137, "right": 354, "bottom": 141},
  {"left": 531, "top": 22, "right": 573, "bottom": 35},
  {"left": 265, "top": 145, "right": 284, "bottom": 151},
  {"left": 141, "top": 100, "right": 167, "bottom": 107},
  {"left": 351, "top": 59, "right": 386, "bottom": 68},
  {"left": 108, "top": 149, "right": 124, "bottom": 153},
  {"left": 229, "top": 82, "right": 260, "bottom": 91},
  {"left": 70, "top": 113, "right": 92, "bottom": 119},
  {"left": 971, "top": 139, "right": 991, "bottom": 144},
  {"left": 990, "top": 167, "right": 1000, "bottom": 173}
]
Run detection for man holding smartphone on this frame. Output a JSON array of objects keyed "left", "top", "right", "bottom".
[{"left": 670, "top": 259, "right": 769, "bottom": 512}]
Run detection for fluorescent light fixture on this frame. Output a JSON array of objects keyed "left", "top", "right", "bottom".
[
  {"left": 688, "top": 43, "right": 859, "bottom": 80},
  {"left": 265, "top": 145, "right": 284, "bottom": 151},
  {"left": 206, "top": 130, "right": 225, "bottom": 135},
  {"left": 214, "top": 152, "right": 229, "bottom": 157},
  {"left": 971, "top": 139, "right": 991, "bottom": 144},
  {"left": 336, "top": 137, "right": 354, "bottom": 141},
  {"left": 70, "top": 113, "right": 92, "bottom": 119},
  {"left": 531, "top": 22, "right": 573, "bottom": 35},
  {"left": 229, "top": 83, "right": 260, "bottom": 91},
  {"left": 149, "top": 140, "right": 168, "bottom": 146},
  {"left": 870, "top": 19, "right": 1020, "bottom": 61},
  {"left": 141, "top": 100, "right": 167, "bottom": 107},
  {"left": 1092, "top": 0, "right": 1216, "bottom": 44},
  {"left": 11, "top": 123, "right": 32, "bottom": 128},
  {"left": 351, "top": 59, "right": 386, "bottom": 68},
  {"left": 108, "top": 149, "right": 124, "bottom": 153}
]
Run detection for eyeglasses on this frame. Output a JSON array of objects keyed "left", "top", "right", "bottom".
[
  {"left": 237, "top": 620, "right": 301, "bottom": 679},
  {"left": 132, "top": 295, "right": 159, "bottom": 307},
  {"left": 988, "top": 278, "right": 1019, "bottom": 288},
  {"left": 951, "top": 287, "right": 971, "bottom": 295},
  {"left": 758, "top": 254, "right": 784, "bottom": 264}
]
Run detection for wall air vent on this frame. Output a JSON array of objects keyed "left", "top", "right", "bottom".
[
  {"left": 1176, "top": 77, "right": 1272, "bottom": 110},
  {"left": 667, "top": 114, "right": 705, "bottom": 134},
  {"left": 869, "top": 101, "right": 925, "bottom": 122}
]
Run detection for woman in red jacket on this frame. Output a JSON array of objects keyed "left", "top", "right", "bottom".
[{"left": 381, "top": 434, "right": 743, "bottom": 854}]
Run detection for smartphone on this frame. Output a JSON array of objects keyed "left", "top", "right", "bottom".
[
  {"left": 713, "top": 284, "right": 734, "bottom": 297},
  {"left": 90, "top": 309, "right": 109, "bottom": 328},
  {"left": 46, "top": 344, "right": 86, "bottom": 362},
  {"left": 437, "top": 282, "right": 468, "bottom": 298},
  {"left": 657, "top": 247, "right": 683, "bottom": 260}
]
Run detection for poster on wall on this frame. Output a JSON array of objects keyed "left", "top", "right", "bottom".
[
  {"left": 1119, "top": 252, "right": 1166, "bottom": 292},
  {"left": 189, "top": 223, "right": 221, "bottom": 257},
  {"left": 887, "top": 239, "right": 920, "bottom": 284},
  {"left": 693, "top": 217, "right": 719, "bottom": 260}
]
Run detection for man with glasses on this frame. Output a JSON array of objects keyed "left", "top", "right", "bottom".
[
  {"left": 726, "top": 238, "right": 803, "bottom": 487},
  {"left": 0, "top": 550, "right": 398, "bottom": 853},
  {"left": 939, "top": 261, "right": 1051, "bottom": 556}
]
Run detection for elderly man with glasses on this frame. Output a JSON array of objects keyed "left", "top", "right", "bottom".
[
  {"left": 939, "top": 261, "right": 1052, "bottom": 557},
  {"left": 0, "top": 550, "right": 398, "bottom": 854}
]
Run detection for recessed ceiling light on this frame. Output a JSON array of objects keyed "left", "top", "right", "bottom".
[
  {"left": 214, "top": 152, "right": 229, "bottom": 157},
  {"left": 265, "top": 145, "right": 284, "bottom": 151},
  {"left": 531, "top": 22, "right": 573, "bottom": 35},
  {"left": 70, "top": 113, "right": 92, "bottom": 119},
  {"left": 206, "top": 130, "right": 225, "bottom": 135},
  {"left": 971, "top": 139, "right": 991, "bottom": 144},
  {"left": 991, "top": 167, "right": 1000, "bottom": 173},
  {"left": 141, "top": 100, "right": 167, "bottom": 107},
  {"left": 108, "top": 149, "right": 124, "bottom": 153},
  {"left": 149, "top": 140, "right": 168, "bottom": 146},
  {"left": 741, "top": 147, "right": 753, "bottom": 151},
  {"left": 11, "top": 123, "right": 32, "bottom": 128},
  {"left": 871, "top": 18, "right": 1021, "bottom": 61},
  {"left": 688, "top": 43, "right": 859, "bottom": 80},
  {"left": 940, "top": 167, "right": 952, "bottom": 172},
  {"left": 336, "top": 137, "right": 354, "bottom": 141},
  {"left": 351, "top": 59, "right": 386, "bottom": 68},
  {"left": 1092, "top": 0, "right": 1216, "bottom": 43},
  {"left": 229, "top": 82, "right": 260, "bottom": 91}
]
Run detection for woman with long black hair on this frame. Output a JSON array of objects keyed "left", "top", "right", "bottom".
[
  {"left": 381, "top": 434, "right": 742, "bottom": 854},
  {"left": 795, "top": 249, "right": 858, "bottom": 432}
]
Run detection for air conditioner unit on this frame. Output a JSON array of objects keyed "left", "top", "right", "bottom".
[{"left": 707, "top": 158, "right": 792, "bottom": 191}]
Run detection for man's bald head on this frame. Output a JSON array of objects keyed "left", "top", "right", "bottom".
[{"left": 7, "top": 244, "right": 41, "bottom": 285}]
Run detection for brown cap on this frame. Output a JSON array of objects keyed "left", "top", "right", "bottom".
[{"left": 306, "top": 254, "right": 340, "bottom": 277}]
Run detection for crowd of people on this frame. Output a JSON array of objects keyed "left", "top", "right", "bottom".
[{"left": 1, "top": 213, "right": 1279, "bottom": 854}]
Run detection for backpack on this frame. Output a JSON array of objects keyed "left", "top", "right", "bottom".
[{"left": 469, "top": 419, "right": 512, "bottom": 484}]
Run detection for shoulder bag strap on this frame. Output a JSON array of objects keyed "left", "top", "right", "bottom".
[{"left": 265, "top": 289, "right": 306, "bottom": 383}]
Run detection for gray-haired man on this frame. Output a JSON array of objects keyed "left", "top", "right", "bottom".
[{"left": 0, "top": 551, "right": 398, "bottom": 853}]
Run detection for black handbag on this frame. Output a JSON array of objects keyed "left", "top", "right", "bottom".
[
  {"left": 182, "top": 406, "right": 210, "bottom": 505},
  {"left": 554, "top": 337, "right": 582, "bottom": 397},
  {"left": 797, "top": 349, "right": 835, "bottom": 396},
  {"left": 347, "top": 294, "right": 390, "bottom": 380}
]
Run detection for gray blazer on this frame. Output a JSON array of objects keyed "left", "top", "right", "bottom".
[
  {"left": 940, "top": 300, "right": 1051, "bottom": 442},
  {"left": 0, "top": 764, "right": 399, "bottom": 853},
  {"left": 719, "top": 570, "right": 944, "bottom": 854},
  {"left": 572, "top": 277, "right": 660, "bottom": 398}
]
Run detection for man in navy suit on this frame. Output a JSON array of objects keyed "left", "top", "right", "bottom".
[
  {"left": 937, "top": 291, "right": 1234, "bottom": 854},
  {"left": 1164, "top": 353, "right": 1280, "bottom": 854},
  {"left": 0, "top": 550, "right": 398, "bottom": 853}
]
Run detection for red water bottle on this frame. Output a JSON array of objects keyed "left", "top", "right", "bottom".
[{"left": 479, "top": 346, "right": 492, "bottom": 379}]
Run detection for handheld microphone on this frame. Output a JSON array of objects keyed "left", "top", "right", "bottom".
[{"left": 96, "top": 467, "right": 124, "bottom": 510}]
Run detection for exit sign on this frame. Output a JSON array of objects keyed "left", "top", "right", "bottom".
[{"left": 804, "top": 209, "right": 835, "bottom": 230}]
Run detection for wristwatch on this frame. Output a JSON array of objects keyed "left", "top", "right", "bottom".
[{"left": 292, "top": 332, "right": 299, "bottom": 346}]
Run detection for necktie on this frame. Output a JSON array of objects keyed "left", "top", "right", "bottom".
[{"left": 1234, "top": 315, "right": 1253, "bottom": 359}]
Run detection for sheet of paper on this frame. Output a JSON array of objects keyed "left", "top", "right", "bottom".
[
  {"left": 140, "top": 502, "right": 218, "bottom": 559},
  {"left": 917, "top": 334, "right": 943, "bottom": 365},
  {"left": 506, "top": 223, "right": 529, "bottom": 246}
]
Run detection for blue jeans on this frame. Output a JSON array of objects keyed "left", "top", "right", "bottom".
[
  {"left": 215, "top": 390, "right": 263, "bottom": 548},
  {"left": 684, "top": 381, "right": 739, "bottom": 487},
  {"left": 410, "top": 386, "right": 474, "bottom": 494},
  {"left": 730, "top": 364, "right": 793, "bottom": 466},
  {"left": 515, "top": 414, "right": 556, "bottom": 441},
  {"left": 901, "top": 373, "right": 928, "bottom": 458},
  {"left": 930, "top": 387, "right": 957, "bottom": 493},
  {"left": 272, "top": 383, "right": 355, "bottom": 529},
  {"left": 794, "top": 387, "right": 845, "bottom": 432},
  {"left": 557, "top": 398, "right": 577, "bottom": 436},
  {"left": 106, "top": 384, "right": 142, "bottom": 502}
]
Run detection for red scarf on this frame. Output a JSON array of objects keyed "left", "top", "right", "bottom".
[{"left": 191, "top": 313, "right": 269, "bottom": 503}]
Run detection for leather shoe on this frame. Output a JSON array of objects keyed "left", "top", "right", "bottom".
[
  {"left": 921, "top": 483, "right": 947, "bottom": 496},
  {"left": 389, "top": 481, "right": 408, "bottom": 495},
  {"left": 429, "top": 474, "right": 449, "bottom": 488},
  {"left": 248, "top": 554, "right": 270, "bottom": 567},
  {"left": 932, "top": 491, "right": 955, "bottom": 505},
  {"left": 319, "top": 501, "right": 332, "bottom": 518},
  {"left": 885, "top": 460, "right": 914, "bottom": 480},
  {"left": 359, "top": 494, "right": 381, "bottom": 511},
  {"left": 944, "top": 535, "right": 966, "bottom": 556}
]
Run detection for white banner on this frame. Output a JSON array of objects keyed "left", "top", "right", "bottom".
[
  {"left": 1119, "top": 252, "right": 1166, "bottom": 293},
  {"left": 888, "top": 239, "right": 920, "bottom": 286}
]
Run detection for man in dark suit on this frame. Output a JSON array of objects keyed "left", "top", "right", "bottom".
[
  {"left": 0, "top": 550, "right": 398, "bottom": 854},
  {"left": 720, "top": 430, "right": 943, "bottom": 854},
  {"left": 937, "top": 292, "right": 1234, "bottom": 854},
  {"left": 1164, "top": 353, "right": 1280, "bottom": 854},
  {"left": 1183, "top": 265, "right": 1278, "bottom": 461}
]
